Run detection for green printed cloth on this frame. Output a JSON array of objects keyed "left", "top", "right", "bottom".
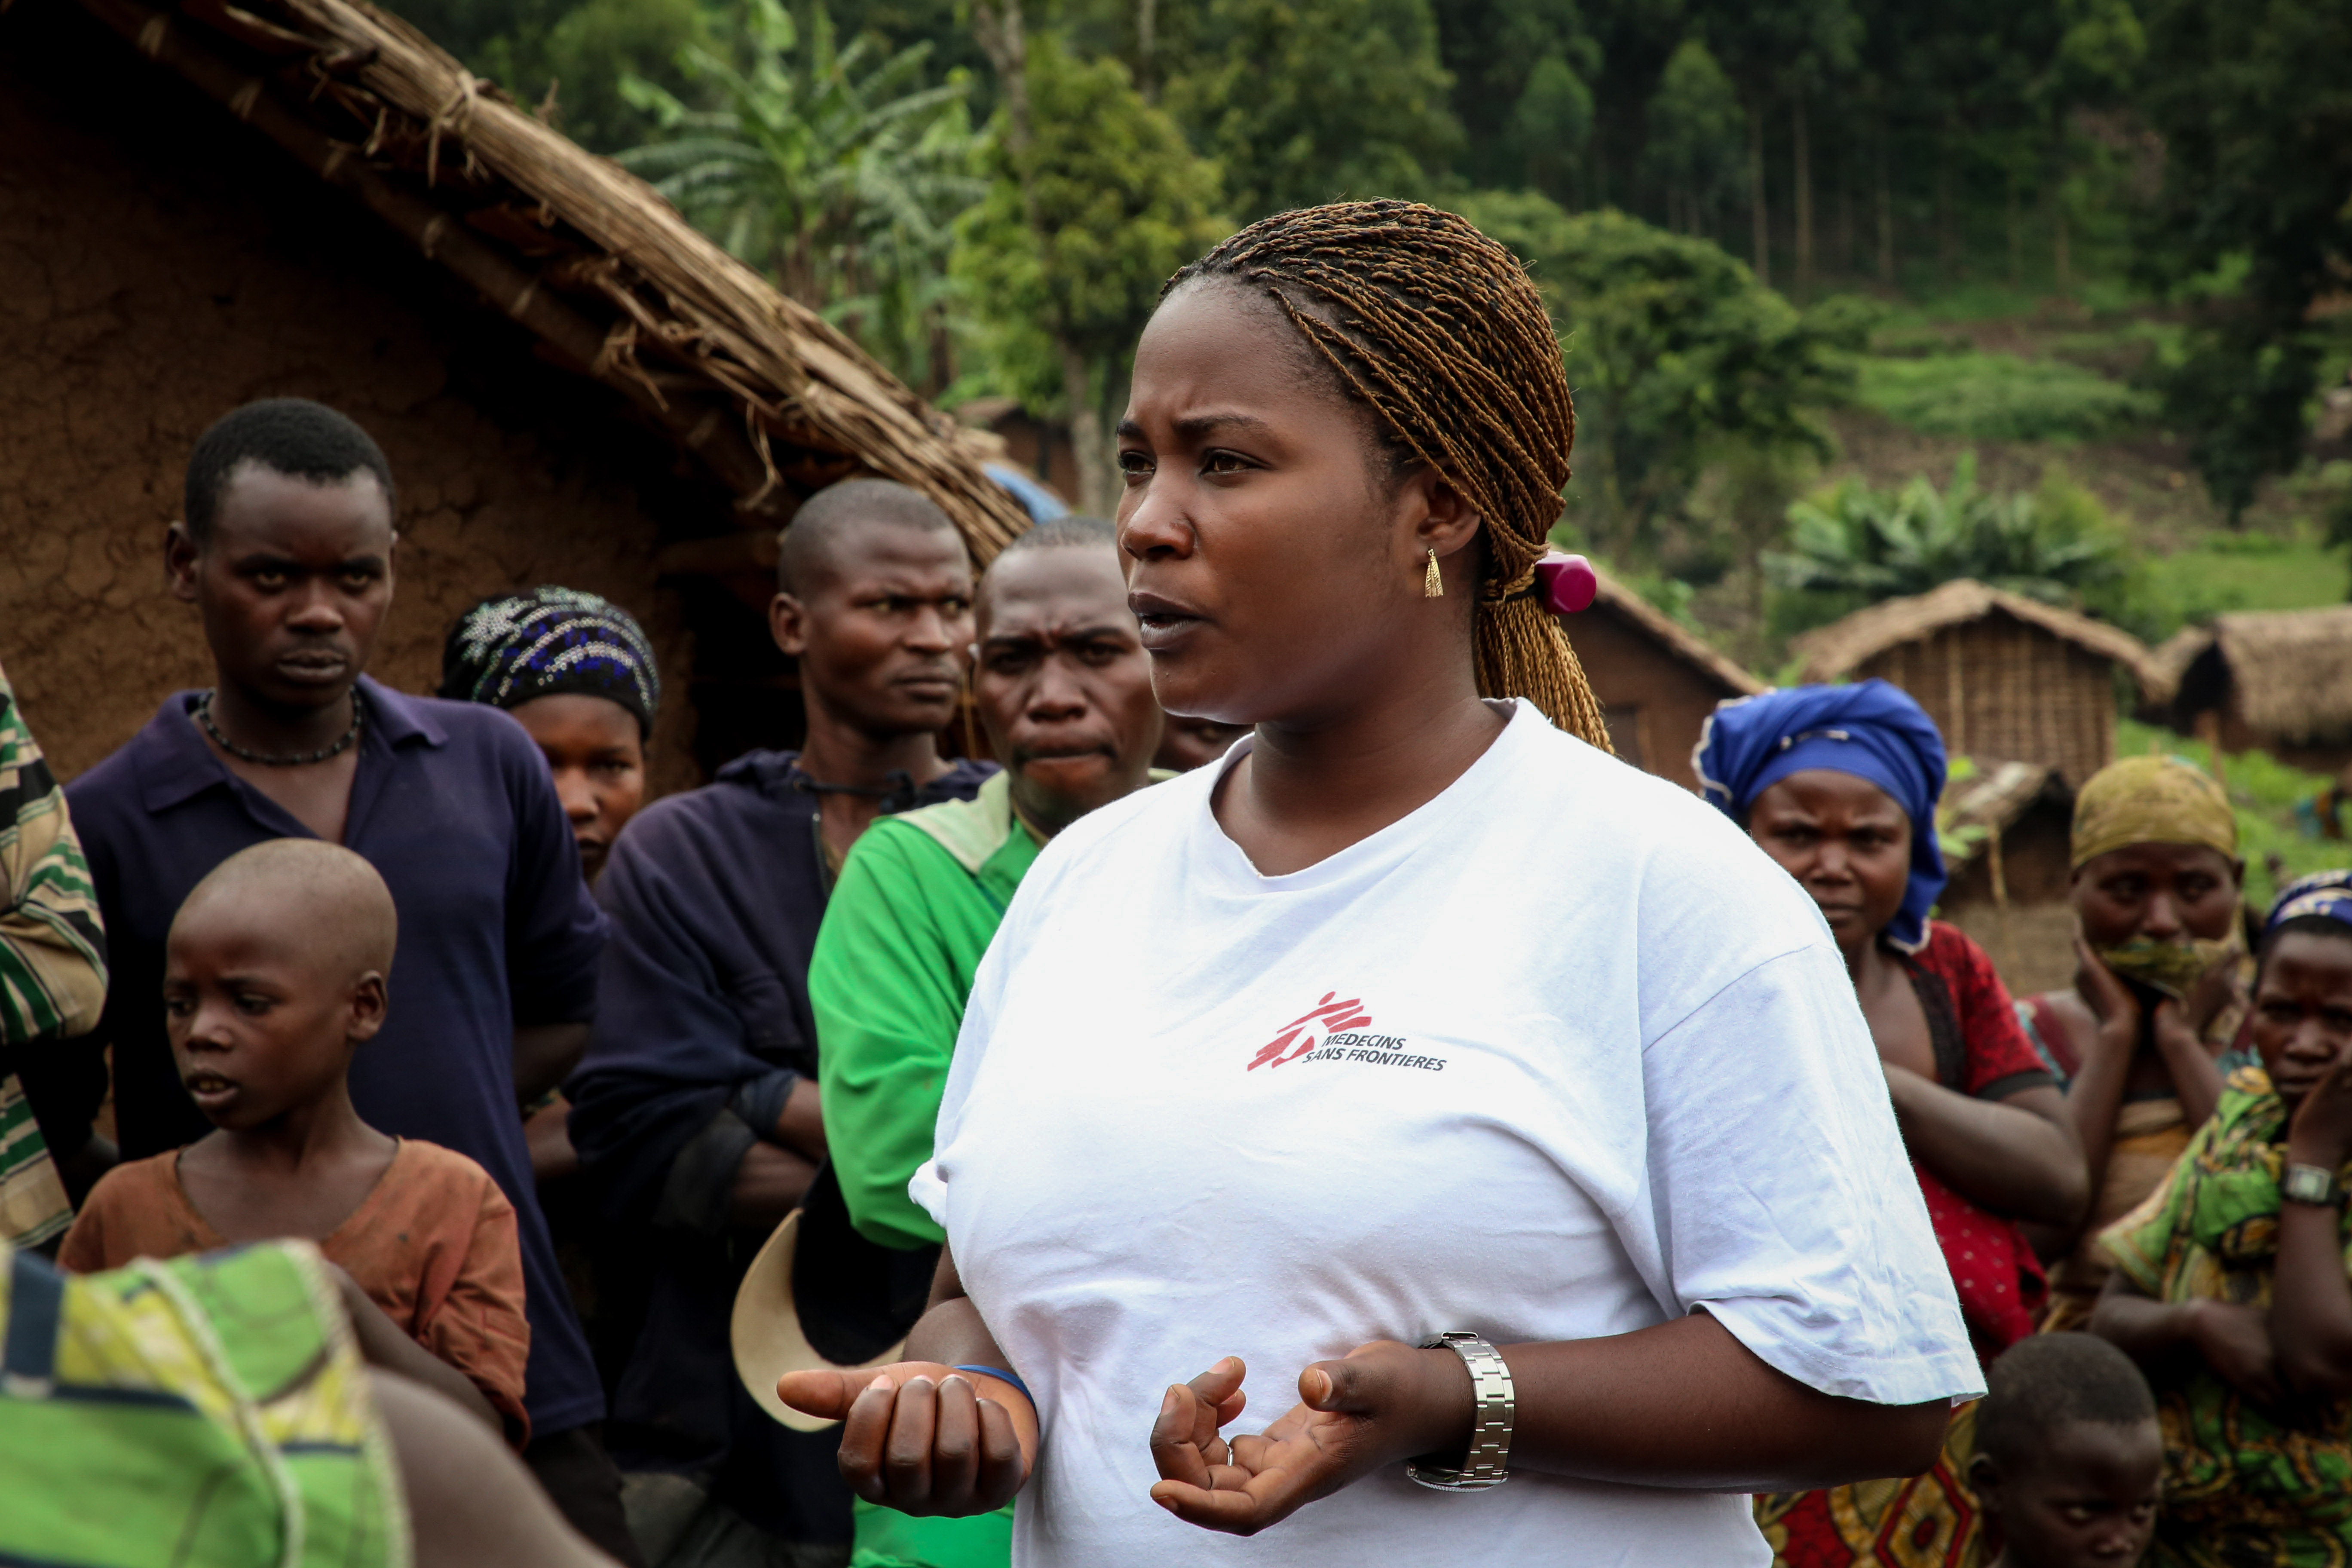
[
  {"left": 0, "top": 660, "right": 109, "bottom": 1245},
  {"left": 0, "top": 1237, "right": 409, "bottom": 1568},
  {"left": 2100, "top": 1064, "right": 2352, "bottom": 1566}
]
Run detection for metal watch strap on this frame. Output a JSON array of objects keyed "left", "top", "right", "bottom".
[
  {"left": 2283, "top": 1163, "right": 2344, "bottom": 1207},
  {"left": 1406, "top": 1332, "right": 1515, "bottom": 1491}
]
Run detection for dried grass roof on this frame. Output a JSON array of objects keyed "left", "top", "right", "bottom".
[
  {"left": 2167, "top": 606, "right": 2352, "bottom": 742},
  {"left": 1939, "top": 760, "right": 2067, "bottom": 869},
  {"left": 1792, "top": 579, "right": 2155, "bottom": 692},
  {"left": 1587, "top": 568, "right": 1766, "bottom": 697},
  {"left": 64, "top": 0, "right": 1030, "bottom": 558}
]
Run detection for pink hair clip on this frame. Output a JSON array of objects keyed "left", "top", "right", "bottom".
[{"left": 1533, "top": 553, "right": 1597, "bottom": 615}]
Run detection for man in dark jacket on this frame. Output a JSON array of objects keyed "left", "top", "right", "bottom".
[{"left": 567, "top": 480, "right": 992, "bottom": 1564}]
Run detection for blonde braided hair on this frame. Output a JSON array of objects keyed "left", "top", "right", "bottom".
[{"left": 1164, "top": 200, "right": 1611, "bottom": 749}]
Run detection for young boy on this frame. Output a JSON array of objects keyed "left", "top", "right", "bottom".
[
  {"left": 2089, "top": 869, "right": 2352, "bottom": 1563},
  {"left": 1969, "top": 1334, "right": 2162, "bottom": 1568},
  {"left": 60, "top": 839, "right": 530, "bottom": 1442}
]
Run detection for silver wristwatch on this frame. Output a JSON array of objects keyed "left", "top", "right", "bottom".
[
  {"left": 1406, "top": 1332, "right": 1515, "bottom": 1491},
  {"left": 2283, "top": 1163, "right": 2344, "bottom": 1207}
]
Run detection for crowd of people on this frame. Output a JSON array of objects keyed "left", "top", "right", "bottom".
[{"left": 3, "top": 198, "right": 2351, "bottom": 1568}]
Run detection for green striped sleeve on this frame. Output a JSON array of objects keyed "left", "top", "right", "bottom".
[{"left": 0, "top": 668, "right": 108, "bottom": 1045}]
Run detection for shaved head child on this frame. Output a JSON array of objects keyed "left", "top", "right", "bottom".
[
  {"left": 1971, "top": 1334, "right": 2161, "bottom": 1568},
  {"left": 61, "top": 840, "right": 533, "bottom": 1442}
]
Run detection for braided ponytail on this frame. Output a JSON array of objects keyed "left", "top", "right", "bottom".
[{"left": 1164, "top": 200, "right": 1611, "bottom": 750}]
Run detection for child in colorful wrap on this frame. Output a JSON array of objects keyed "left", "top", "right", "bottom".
[
  {"left": 60, "top": 839, "right": 532, "bottom": 1442},
  {"left": 2088, "top": 870, "right": 2352, "bottom": 1565}
]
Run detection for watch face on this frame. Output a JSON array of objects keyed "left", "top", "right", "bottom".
[{"left": 2285, "top": 1166, "right": 2339, "bottom": 1204}]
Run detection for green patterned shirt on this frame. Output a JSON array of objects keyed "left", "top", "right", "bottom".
[
  {"left": 2100, "top": 1064, "right": 2352, "bottom": 1567},
  {"left": 0, "top": 661, "right": 108, "bottom": 1244}
]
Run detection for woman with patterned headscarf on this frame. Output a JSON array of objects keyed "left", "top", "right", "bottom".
[
  {"left": 1696, "top": 680, "right": 2088, "bottom": 1568},
  {"left": 2088, "top": 870, "right": 2352, "bottom": 1565},
  {"left": 2018, "top": 755, "right": 2246, "bottom": 1332},
  {"left": 440, "top": 586, "right": 662, "bottom": 883}
]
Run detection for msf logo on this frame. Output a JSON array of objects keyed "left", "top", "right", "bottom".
[{"left": 1246, "top": 992, "right": 1372, "bottom": 1071}]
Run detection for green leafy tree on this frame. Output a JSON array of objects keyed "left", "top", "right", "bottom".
[
  {"left": 1687, "top": 0, "right": 1860, "bottom": 289},
  {"left": 1162, "top": 0, "right": 1461, "bottom": 220},
  {"left": 1435, "top": 0, "right": 1601, "bottom": 196},
  {"left": 2135, "top": 0, "right": 2352, "bottom": 521},
  {"left": 1639, "top": 38, "right": 1744, "bottom": 240},
  {"left": 1459, "top": 193, "right": 1856, "bottom": 562},
  {"left": 952, "top": 31, "right": 1226, "bottom": 511},
  {"left": 1767, "top": 452, "right": 2125, "bottom": 603},
  {"left": 617, "top": 0, "right": 985, "bottom": 391}
]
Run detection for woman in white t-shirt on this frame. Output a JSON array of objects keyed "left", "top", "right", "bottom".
[{"left": 779, "top": 200, "right": 1980, "bottom": 1566}]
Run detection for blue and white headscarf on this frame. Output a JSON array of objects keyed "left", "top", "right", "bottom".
[
  {"left": 439, "top": 586, "right": 660, "bottom": 735},
  {"left": 1693, "top": 679, "right": 1950, "bottom": 949},
  {"left": 2265, "top": 870, "right": 2352, "bottom": 939}
]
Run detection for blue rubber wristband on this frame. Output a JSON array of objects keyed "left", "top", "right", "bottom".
[{"left": 949, "top": 1365, "right": 1034, "bottom": 1407}]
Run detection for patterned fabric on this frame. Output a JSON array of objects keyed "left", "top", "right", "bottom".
[
  {"left": 1757, "top": 925, "right": 2049, "bottom": 1567},
  {"left": 0, "top": 659, "right": 108, "bottom": 1246},
  {"left": 438, "top": 586, "right": 660, "bottom": 733},
  {"left": 2098, "top": 1064, "right": 2352, "bottom": 1565},
  {"left": 1693, "top": 681, "right": 1948, "bottom": 949},
  {"left": 2267, "top": 870, "right": 2352, "bottom": 936},
  {"left": 1902, "top": 922, "right": 2058, "bottom": 1360},
  {"left": 1755, "top": 1403, "right": 1984, "bottom": 1568},
  {"left": 2072, "top": 753, "right": 2236, "bottom": 870},
  {"left": 2041, "top": 1095, "right": 2192, "bottom": 1333},
  {"left": 0, "top": 1238, "right": 409, "bottom": 1568}
]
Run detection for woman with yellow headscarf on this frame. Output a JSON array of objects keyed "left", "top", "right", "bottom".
[{"left": 2018, "top": 754, "right": 2248, "bottom": 1329}]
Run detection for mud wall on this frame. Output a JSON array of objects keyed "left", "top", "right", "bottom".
[
  {"left": 1567, "top": 609, "right": 1739, "bottom": 792},
  {"left": 0, "top": 0, "right": 729, "bottom": 793}
]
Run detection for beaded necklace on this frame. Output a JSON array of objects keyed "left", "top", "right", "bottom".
[{"left": 196, "top": 689, "right": 362, "bottom": 766}]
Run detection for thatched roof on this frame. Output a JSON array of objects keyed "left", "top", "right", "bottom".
[
  {"left": 63, "top": 0, "right": 1030, "bottom": 560},
  {"left": 1792, "top": 579, "right": 2155, "bottom": 692},
  {"left": 2152, "top": 606, "right": 2352, "bottom": 743},
  {"left": 1588, "top": 567, "right": 1767, "bottom": 697},
  {"left": 1938, "top": 760, "right": 2066, "bottom": 870}
]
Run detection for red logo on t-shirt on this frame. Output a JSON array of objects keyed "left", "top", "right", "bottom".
[{"left": 1246, "top": 992, "right": 1373, "bottom": 1070}]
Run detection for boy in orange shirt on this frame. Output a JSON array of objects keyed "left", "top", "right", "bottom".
[{"left": 61, "top": 838, "right": 530, "bottom": 1440}]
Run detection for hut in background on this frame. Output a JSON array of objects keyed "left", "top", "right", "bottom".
[
  {"left": 1572, "top": 570, "right": 1766, "bottom": 792},
  {"left": 2144, "top": 608, "right": 2352, "bottom": 776},
  {"left": 1935, "top": 760, "right": 2079, "bottom": 997},
  {"left": 1792, "top": 579, "right": 2154, "bottom": 787},
  {"left": 0, "top": 0, "right": 1026, "bottom": 787}
]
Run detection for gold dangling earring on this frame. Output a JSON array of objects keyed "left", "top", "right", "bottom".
[{"left": 1423, "top": 547, "right": 1444, "bottom": 598}]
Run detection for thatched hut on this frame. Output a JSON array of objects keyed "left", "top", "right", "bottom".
[
  {"left": 1574, "top": 570, "right": 1766, "bottom": 791},
  {"left": 2144, "top": 608, "right": 2352, "bottom": 775},
  {"left": 1792, "top": 579, "right": 2154, "bottom": 786},
  {"left": 1934, "top": 760, "right": 2078, "bottom": 997},
  {"left": 0, "top": 0, "right": 1026, "bottom": 787}
]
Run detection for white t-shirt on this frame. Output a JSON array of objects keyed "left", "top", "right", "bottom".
[{"left": 912, "top": 701, "right": 1978, "bottom": 1567}]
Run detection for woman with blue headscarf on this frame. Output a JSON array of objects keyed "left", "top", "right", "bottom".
[{"left": 1700, "top": 683, "right": 2089, "bottom": 1567}]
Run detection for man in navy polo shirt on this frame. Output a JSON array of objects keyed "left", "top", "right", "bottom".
[{"left": 61, "top": 399, "right": 639, "bottom": 1562}]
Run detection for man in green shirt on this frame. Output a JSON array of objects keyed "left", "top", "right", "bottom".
[{"left": 811, "top": 518, "right": 1165, "bottom": 1567}]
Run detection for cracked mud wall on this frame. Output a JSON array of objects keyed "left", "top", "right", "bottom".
[{"left": 0, "top": 0, "right": 717, "bottom": 790}]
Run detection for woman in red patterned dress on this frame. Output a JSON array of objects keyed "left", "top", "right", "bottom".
[{"left": 1697, "top": 681, "right": 2090, "bottom": 1567}]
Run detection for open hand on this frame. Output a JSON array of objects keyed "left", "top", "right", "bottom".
[
  {"left": 2074, "top": 937, "right": 2141, "bottom": 1048},
  {"left": 2190, "top": 1301, "right": 2282, "bottom": 1404},
  {"left": 778, "top": 1361, "right": 1035, "bottom": 1516},
  {"left": 2288, "top": 1040, "right": 2352, "bottom": 1172},
  {"left": 1148, "top": 1341, "right": 1470, "bottom": 1537}
]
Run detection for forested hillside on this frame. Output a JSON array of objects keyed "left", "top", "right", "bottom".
[{"left": 385, "top": 0, "right": 2352, "bottom": 664}]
